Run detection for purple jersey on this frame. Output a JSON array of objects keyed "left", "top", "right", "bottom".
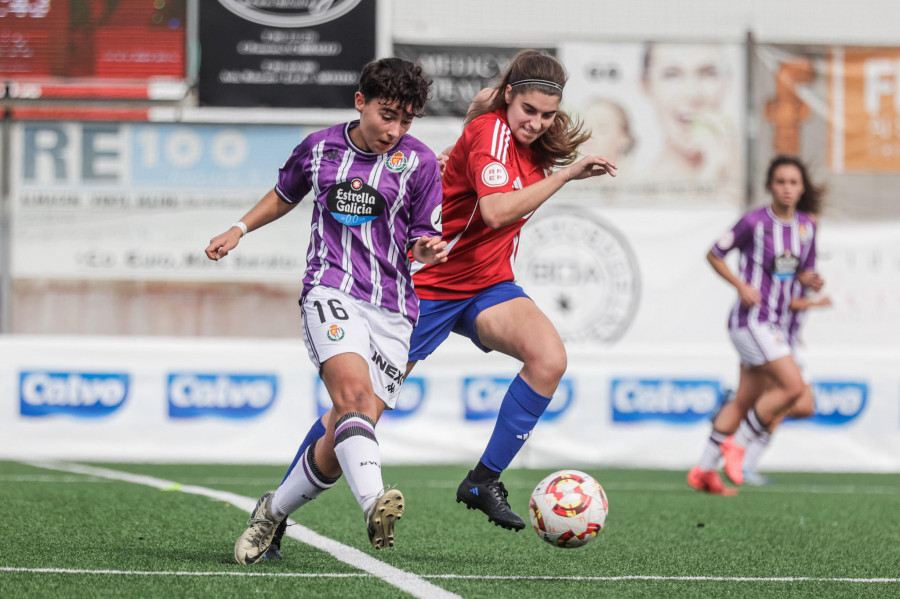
[
  {"left": 275, "top": 121, "right": 443, "bottom": 323},
  {"left": 711, "top": 206, "right": 816, "bottom": 330}
]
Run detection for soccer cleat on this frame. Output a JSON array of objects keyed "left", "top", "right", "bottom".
[
  {"left": 264, "top": 518, "right": 288, "bottom": 559},
  {"left": 721, "top": 436, "right": 746, "bottom": 486},
  {"left": 456, "top": 470, "right": 526, "bottom": 531},
  {"left": 234, "top": 492, "right": 285, "bottom": 564},
  {"left": 365, "top": 489, "right": 405, "bottom": 550},
  {"left": 742, "top": 469, "right": 771, "bottom": 486},
  {"left": 687, "top": 466, "right": 738, "bottom": 496}
]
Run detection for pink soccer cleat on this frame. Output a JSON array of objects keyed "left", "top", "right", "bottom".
[
  {"left": 721, "top": 436, "right": 746, "bottom": 486},
  {"left": 687, "top": 466, "right": 737, "bottom": 496}
]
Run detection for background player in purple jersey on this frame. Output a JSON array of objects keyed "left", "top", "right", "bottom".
[
  {"left": 688, "top": 155, "right": 824, "bottom": 495},
  {"left": 205, "top": 57, "right": 448, "bottom": 562},
  {"left": 727, "top": 209, "right": 832, "bottom": 485}
]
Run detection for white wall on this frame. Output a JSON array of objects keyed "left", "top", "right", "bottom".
[{"left": 390, "top": 0, "right": 900, "bottom": 46}]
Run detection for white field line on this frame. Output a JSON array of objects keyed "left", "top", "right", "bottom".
[
  {"left": 23, "top": 461, "right": 461, "bottom": 599},
  {"left": 10, "top": 473, "right": 900, "bottom": 496},
  {"left": 2, "top": 568, "right": 898, "bottom": 584}
]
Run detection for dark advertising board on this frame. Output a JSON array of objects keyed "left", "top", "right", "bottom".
[
  {"left": 199, "top": 0, "right": 376, "bottom": 108},
  {"left": 394, "top": 44, "right": 555, "bottom": 117}
]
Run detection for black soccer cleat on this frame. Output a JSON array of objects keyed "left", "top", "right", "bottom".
[
  {"left": 456, "top": 470, "right": 526, "bottom": 531},
  {"left": 264, "top": 518, "right": 287, "bottom": 559}
]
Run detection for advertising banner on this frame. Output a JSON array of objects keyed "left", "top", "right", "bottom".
[
  {"left": 9, "top": 120, "right": 316, "bottom": 282},
  {"left": 0, "top": 0, "right": 186, "bottom": 98},
  {"left": 1, "top": 335, "right": 897, "bottom": 472},
  {"left": 558, "top": 42, "right": 747, "bottom": 208},
  {"left": 198, "top": 0, "right": 375, "bottom": 107},
  {"left": 394, "top": 44, "right": 555, "bottom": 117},
  {"left": 753, "top": 44, "right": 900, "bottom": 220}
]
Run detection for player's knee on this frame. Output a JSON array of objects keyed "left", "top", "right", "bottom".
[
  {"left": 790, "top": 389, "right": 816, "bottom": 419},
  {"left": 527, "top": 347, "right": 567, "bottom": 389},
  {"left": 331, "top": 382, "right": 375, "bottom": 415}
]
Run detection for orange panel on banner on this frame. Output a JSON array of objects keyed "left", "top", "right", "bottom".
[{"left": 840, "top": 48, "right": 900, "bottom": 171}]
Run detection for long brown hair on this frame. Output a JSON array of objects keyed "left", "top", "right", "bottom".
[
  {"left": 473, "top": 50, "right": 589, "bottom": 168},
  {"left": 765, "top": 155, "right": 824, "bottom": 216}
]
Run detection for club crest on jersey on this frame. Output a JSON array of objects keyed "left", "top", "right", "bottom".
[
  {"left": 327, "top": 324, "right": 345, "bottom": 341},
  {"left": 385, "top": 151, "right": 408, "bottom": 172},
  {"left": 773, "top": 250, "right": 800, "bottom": 280},
  {"left": 798, "top": 223, "right": 813, "bottom": 244},
  {"left": 481, "top": 162, "right": 509, "bottom": 187},
  {"left": 326, "top": 178, "right": 387, "bottom": 226}
]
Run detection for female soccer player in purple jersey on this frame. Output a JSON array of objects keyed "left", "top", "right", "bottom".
[
  {"left": 688, "top": 155, "right": 824, "bottom": 495},
  {"left": 205, "top": 58, "right": 448, "bottom": 561},
  {"left": 725, "top": 211, "right": 832, "bottom": 486}
]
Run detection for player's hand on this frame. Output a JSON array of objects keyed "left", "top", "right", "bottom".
[
  {"left": 437, "top": 152, "right": 450, "bottom": 176},
  {"left": 205, "top": 227, "right": 243, "bottom": 261},
  {"left": 412, "top": 235, "right": 448, "bottom": 265},
  {"left": 738, "top": 281, "right": 761, "bottom": 308},
  {"left": 564, "top": 155, "right": 617, "bottom": 182},
  {"left": 797, "top": 270, "right": 824, "bottom": 292}
]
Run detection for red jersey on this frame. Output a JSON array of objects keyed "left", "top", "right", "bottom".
[{"left": 413, "top": 109, "right": 547, "bottom": 300}]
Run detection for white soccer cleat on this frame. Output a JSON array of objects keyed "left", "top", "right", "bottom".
[{"left": 234, "top": 492, "right": 284, "bottom": 564}]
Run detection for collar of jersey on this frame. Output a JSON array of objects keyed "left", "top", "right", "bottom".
[{"left": 344, "top": 120, "right": 401, "bottom": 157}]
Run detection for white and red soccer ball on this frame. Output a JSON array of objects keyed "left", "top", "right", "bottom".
[{"left": 529, "top": 469, "right": 609, "bottom": 548}]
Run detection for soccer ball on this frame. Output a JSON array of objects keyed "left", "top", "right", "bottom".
[{"left": 529, "top": 469, "right": 609, "bottom": 548}]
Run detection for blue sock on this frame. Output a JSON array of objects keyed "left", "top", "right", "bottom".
[
  {"left": 480, "top": 375, "right": 552, "bottom": 472},
  {"left": 281, "top": 417, "right": 327, "bottom": 484}
]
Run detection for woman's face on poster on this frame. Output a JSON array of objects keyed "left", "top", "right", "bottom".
[{"left": 643, "top": 44, "right": 730, "bottom": 158}]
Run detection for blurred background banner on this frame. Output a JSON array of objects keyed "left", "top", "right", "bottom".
[
  {"left": 558, "top": 41, "right": 747, "bottom": 208},
  {"left": 0, "top": 0, "right": 187, "bottom": 100},
  {"left": 198, "top": 0, "right": 375, "bottom": 107},
  {"left": 393, "top": 44, "right": 555, "bottom": 117},
  {"left": 10, "top": 120, "right": 312, "bottom": 282},
  {"left": 752, "top": 43, "right": 900, "bottom": 219}
]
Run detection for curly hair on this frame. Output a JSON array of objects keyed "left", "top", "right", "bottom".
[
  {"left": 765, "top": 155, "right": 824, "bottom": 216},
  {"left": 358, "top": 58, "right": 431, "bottom": 118},
  {"left": 478, "top": 50, "right": 590, "bottom": 168}
]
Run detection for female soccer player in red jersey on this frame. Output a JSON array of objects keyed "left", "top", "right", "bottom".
[{"left": 408, "top": 50, "right": 616, "bottom": 530}]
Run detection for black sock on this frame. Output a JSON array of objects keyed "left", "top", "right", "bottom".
[{"left": 470, "top": 461, "right": 501, "bottom": 484}]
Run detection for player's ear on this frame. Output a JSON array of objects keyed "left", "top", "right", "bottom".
[{"left": 354, "top": 91, "right": 367, "bottom": 112}]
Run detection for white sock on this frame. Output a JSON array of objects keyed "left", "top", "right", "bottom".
[
  {"left": 333, "top": 412, "right": 384, "bottom": 513},
  {"left": 743, "top": 431, "right": 771, "bottom": 472},
  {"left": 271, "top": 444, "right": 339, "bottom": 518},
  {"left": 698, "top": 430, "right": 728, "bottom": 471},
  {"left": 734, "top": 410, "right": 766, "bottom": 447}
]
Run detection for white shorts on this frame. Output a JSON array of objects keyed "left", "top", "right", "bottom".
[
  {"left": 300, "top": 286, "right": 411, "bottom": 409},
  {"left": 729, "top": 321, "right": 792, "bottom": 367}
]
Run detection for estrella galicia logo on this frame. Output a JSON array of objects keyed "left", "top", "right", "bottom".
[
  {"left": 611, "top": 378, "right": 721, "bottom": 423},
  {"left": 167, "top": 373, "right": 277, "bottom": 419},
  {"left": 20, "top": 371, "right": 129, "bottom": 418},
  {"left": 463, "top": 377, "right": 574, "bottom": 422},
  {"left": 802, "top": 381, "right": 867, "bottom": 425},
  {"left": 314, "top": 376, "right": 426, "bottom": 419},
  {"left": 326, "top": 178, "right": 387, "bottom": 226}
]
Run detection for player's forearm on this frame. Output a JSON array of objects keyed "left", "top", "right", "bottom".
[
  {"left": 238, "top": 188, "right": 296, "bottom": 233},
  {"left": 478, "top": 169, "right": 568, "bottom": 228}
]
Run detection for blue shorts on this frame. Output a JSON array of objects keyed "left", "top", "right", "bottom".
[{"left": 409, "top": 281, "right": 529, "bottom": 361}]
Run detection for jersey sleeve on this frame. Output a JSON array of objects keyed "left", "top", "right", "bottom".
[
  {"left": 800, "top": 219, "right": 817, "bottom": 271},
  {"left": 274, "top": 137, "right": 313, "bottom": 204},
  {"left": 711, "top": 214, "right": 753, "bottom": 258},
  {"left": 465, "top": 115, "right": 519, "bottom": 198},
  {"left": 407, "top": 150, "right": 444, "bottom": 247}
]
